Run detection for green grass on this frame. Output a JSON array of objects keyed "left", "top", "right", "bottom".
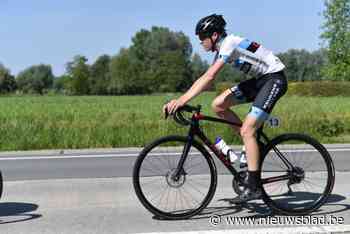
[{"left": 0, "top": 93, "right": 349, "bottom": 151}]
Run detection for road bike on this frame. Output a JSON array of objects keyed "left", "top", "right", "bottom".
[{"left": 133, "top": 105, "right": 335, "bottom": 219}]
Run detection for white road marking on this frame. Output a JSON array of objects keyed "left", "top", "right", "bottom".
[{"left": 0, "top": 148, "right": 348, "bottom": 161}]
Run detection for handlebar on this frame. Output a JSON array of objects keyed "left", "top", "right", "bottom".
[{"left": 165, "top": 104, "right": 202, "bottom": 126}]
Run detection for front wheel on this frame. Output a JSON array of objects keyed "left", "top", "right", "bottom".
[
  {"left": 260, "top": 133, "right": 335, "bottom": 215},
  {"left": 133, "top": 135, "right": 217, "bottom": 220}
]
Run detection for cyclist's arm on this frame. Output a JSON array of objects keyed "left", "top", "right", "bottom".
[{"left": 178, "top": 59, "right": 225, "bottom": 104}]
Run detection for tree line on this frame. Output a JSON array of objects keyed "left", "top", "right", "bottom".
[{"left": 0, "top": 0, "right": 348, "bottom": 95}]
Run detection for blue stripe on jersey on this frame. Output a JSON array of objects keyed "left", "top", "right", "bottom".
[
  {"left": 234, "top": 59, "right": 244, "bottom": 68},
  {"left": 219, "top": 54, "right": 230, "bottom": 63},
  {"left": 238, "top": 39, "right": 251, "bottom": 49}
]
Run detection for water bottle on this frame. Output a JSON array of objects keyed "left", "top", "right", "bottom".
[
  {"left": 215, "top": 137, "right": 238, "bottom": 163},
  {"left": 239, "top": 145, "right": 248, "bottom": 168}
]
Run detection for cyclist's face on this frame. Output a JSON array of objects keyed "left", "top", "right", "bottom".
[
  {"left": 199, "top": 32, "right": 218, "bottom": 52},
  {"left": 199, "top": 36, "right": 212, "bottom": 52}
]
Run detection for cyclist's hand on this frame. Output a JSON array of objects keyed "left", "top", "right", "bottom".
[
  {"left": 162, "top": 101, "right": 171, "bottom": 119},
  {"left": 163, "top": 99, "right": 185, "bottom": 117},
  {"left": 163, "top": 103, "right": 169, "bottom": 119}
]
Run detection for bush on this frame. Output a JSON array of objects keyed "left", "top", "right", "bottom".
[
  {"left": 287, "top": 81, "right": 350, "bottom": 96},
  {"left": 316, "top": 117, "right": 345, "bottom": 137}
]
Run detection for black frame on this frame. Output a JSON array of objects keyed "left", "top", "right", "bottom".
[{"left": 171, "top": 107, "right": 295, "bottom": 186}]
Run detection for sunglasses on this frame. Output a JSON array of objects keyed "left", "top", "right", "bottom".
[{"left": 198, "top": 33, "right": 210, "bottom": 41}]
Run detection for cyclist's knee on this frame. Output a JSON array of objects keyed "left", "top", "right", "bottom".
[
  {"left": 211, "top": 90, "right": 236, "bottom": 115},
  {"left": 211, "top": 99, "right": 226, "bottom": 115},
  {"left": 240, "top": 122, "right": 256, "bottom": 140}
]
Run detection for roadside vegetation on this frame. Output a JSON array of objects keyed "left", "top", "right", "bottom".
[{"left": 0, "top": 93, "right": 348, "bottom": 151}]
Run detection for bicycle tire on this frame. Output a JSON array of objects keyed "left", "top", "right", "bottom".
[
  {"left": 133, "top": 135, "right": 217, "bottom": 220},
  {"left": 260, "top": 133, "right": 335, "bottom": 215},
  {"left": 0, "top": 171, "right": 2, "bottom": 199}
]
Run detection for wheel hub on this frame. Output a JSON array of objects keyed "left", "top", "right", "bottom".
[
  {"left": 290, "top": 167, "right": 305, "bottom": 184},
  {"left": 166, "top": 169, "right": 186, "bottom": 188}
]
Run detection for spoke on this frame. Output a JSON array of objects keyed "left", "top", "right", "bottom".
[
  {"left": 165, "top": 187, "right": 171, "bottom": 212},
  {"left": 304, "top": 155, "right": 326, "bottom": 171},
  {"left": 303, "top": 179, "right": 326, "bottom": 189},
  {"left": 184, "top": 152, "right": 198, "bottom": 165},
  {"left": 187, "top": 177, "right": 210, "bottom": 189},
  {"left": 149, "top": 184, "right": 169, "bottom": 206},
  {"left": 143, "top": 158, "right": 166, "bottom": 175},
  {"left": 178, "top": 188, "right": 185, "bottom": 211},
  {"left": 140, "top": 166, "right": 164, "bottom": 176},
  {"left": 185, "top": 180, "right": 207, "bottom": 198},
  {"left": 165, "top": 150, "right": 172, "bottom": 171},
  {"left": 305, "top": 176, "right": 327, "bottom": 181},
  {"left": 179, "top": 187, "right": 195, "bottom": 210},
  {"left": 263, "top": 160, "right": 286, "bottom": 170},
  {"left": 182, "top": 185, "right": 201, "bottom": 206},
  {"left": 156, "top": 154, "right": 172, "bottom": 171},
  {"left": 272, "top": 147, "right": 293, "bottom": 169},
  {"left": 268, "top": 150, "right": 288, "bottom": 170},
  {"left": 156, "top": 185, "right": 169, "bottom": 209},
  {"left": 262, "top": 170, "right": 287, "bottom": 173},
  {"left": 292, "top": 146, "right": 304, "bottom": 167},
  {"left": 185, "top": 161, "right": 206, "bottom": 173},
  {"left": 264, "top": 181, "right": 285, "bottom": 194},
  {"left": 140, "top": 177, "right": 163, "bottom": 186},
  {"left": 289, "top": 146, "right": 297, "bottom": 166},
  {"left": 173, "top": 188, "right": 178, "bottom": 212}
]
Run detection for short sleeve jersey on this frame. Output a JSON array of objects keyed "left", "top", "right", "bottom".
[{"left": 217, "top": 34, "right": 285, "bottom": 77}]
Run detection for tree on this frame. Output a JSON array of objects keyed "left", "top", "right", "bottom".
[
  {"left": 120, "top": 26, "right": 193, "bottom": 94},
  {"left": 277, "top": 49, "right": 327, "bottom": 81},
  {"left": 53, "top": 75, "right": 71, "bottom": 94},
  {"left": 16, "top": 64, "right": 54, "bottom": 94},
  {"left": 109, "top": 48, "right": 144, "bottom": 95},
  {"left": 0, "top": 63, "right": 16, "bottom": 93},
  {"left": 66, "top": 55, "right": 90, "bottom": 95},
  {"left": 321, "top": 0, "right": 350, "bottom": 80},
  {"left": 89, "top": 55, "right": 111, "bottom": 95},
  {"left": 190, "top": 53, "right": 209, "bottom": 82},
  {"left": 152, "top": 50, "right": 192, "bottom": 92}
]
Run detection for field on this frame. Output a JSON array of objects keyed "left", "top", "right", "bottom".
[{"left": 0, "top": 93, "right": 349, "bottom": 151}]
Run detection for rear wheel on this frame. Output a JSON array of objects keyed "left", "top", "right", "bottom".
[
  {"left": 0, "top": 171, "right": 2, "bottom": 199},
  {"left": 133, "top": 135, "right": 217, "bottom": 219},
  {"left": 260, "top": 133, "right": 335, "bottom": 215}
]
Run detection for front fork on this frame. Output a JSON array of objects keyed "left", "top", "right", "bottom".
[{"left": 172, "top": 124, "right": 195, "bottom": 181}]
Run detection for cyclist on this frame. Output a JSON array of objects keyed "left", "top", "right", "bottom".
[{"left": 163, "top": 14, "right": 288, "bottom": 202}]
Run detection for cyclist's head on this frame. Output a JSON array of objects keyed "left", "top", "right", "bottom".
[{"left": 195, "top": 14, "right": 227, "bottom": 42}]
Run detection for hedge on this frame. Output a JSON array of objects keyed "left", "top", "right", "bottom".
[
  {"left": 215, "top": 81, "right": 350, "bottom": 97},
  {"left": 287, "top": 81, "right": 350, "bottom": 97}
]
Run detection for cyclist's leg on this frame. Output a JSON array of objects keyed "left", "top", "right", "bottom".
[
  {"left": 241, "top": 72, "right": 288, "bottom": 186},
  {"left": 211, "top": 79, "right": 256, "bottom": 133},
  {"left": 241, "top": 115, "right": 263, "bottom": 171},
  {"left": 211, "top": 89, "right": 243, "bottom": 133}
]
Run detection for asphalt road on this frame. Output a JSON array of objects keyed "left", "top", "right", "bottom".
[
  {"left": 0, "top": 145, "right": 349, "bottom": 234},
  {"left": 0, "top": 144, "right": 349, "bottom": 181}
]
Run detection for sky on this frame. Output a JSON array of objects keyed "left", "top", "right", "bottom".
[{"left": 0, "top": 0, "right": 325, "bottom": 76}]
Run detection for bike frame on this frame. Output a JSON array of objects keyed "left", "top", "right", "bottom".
[{"left": 173, "top": 112, "right": 295, "bottom": 185}]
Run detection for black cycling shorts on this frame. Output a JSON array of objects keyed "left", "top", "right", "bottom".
[{"left": 229, "top": 71, "right": 288, "bottom": 121}]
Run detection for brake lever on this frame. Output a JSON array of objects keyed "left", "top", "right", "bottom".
[{"left": 164, "top": 108, "right": 169, "bottom": 119}]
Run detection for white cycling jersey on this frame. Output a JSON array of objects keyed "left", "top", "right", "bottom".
[{"left": 216, "top": 34, "right": 285, "bottom": 77}]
